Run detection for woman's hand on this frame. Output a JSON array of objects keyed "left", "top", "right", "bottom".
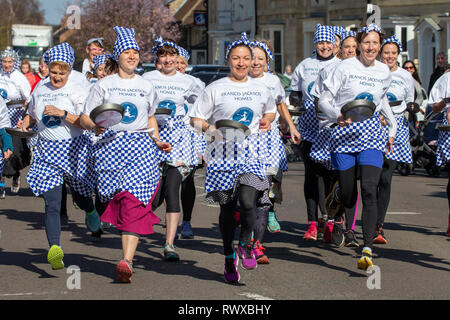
[
  {"left": 16, "top": 119, "right": 24, "bottom": 129},
  {"left": 289, "top": 125, "right": 302, "bottom": 145},
  {"left": 259, "top": 118, "right": 271, "bottom": 131},
  {"left": 380, "top": 115, "right": 387, "bottom": 126},
  {"left": 93, "top": 125, "right": 106, "bottom": 136},
  {"left": 44, "top": 105, "right": 65, "bottom": 117},
  {"left": 337, "top": 114, "right": 352, "bottom": 127},
  {"left": 386, "top": 137, "right": 394, "bottom": 154},
  {"left": 3, "top": 149, "right": 12, "bottom": 160},
  {"left": 156, "top": 140, "right": 172, "bottom": 153}
]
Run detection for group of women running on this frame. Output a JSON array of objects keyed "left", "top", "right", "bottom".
[{"left": 0, "top": 22, "right": 449, "bottom": 284}]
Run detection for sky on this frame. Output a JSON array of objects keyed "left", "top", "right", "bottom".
[{"left": 38, "top": 0, "right": 67, "bottom": 25}]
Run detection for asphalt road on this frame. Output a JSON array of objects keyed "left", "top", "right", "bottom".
[{"left": 0, "top": 162, "right": 449, "bottom": 301}]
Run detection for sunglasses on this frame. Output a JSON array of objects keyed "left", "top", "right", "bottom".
[{"left": 404, "top": 66, "right": 415, "bottom": 70}]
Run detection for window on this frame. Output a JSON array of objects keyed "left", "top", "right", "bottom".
[
  {"left": 401, "top": 27, "right": 407, "bottom": 52},
  {"left": 260, "top": 27, "right": 284, "bottom": 73}
]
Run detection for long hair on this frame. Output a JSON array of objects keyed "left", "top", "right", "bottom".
[{"left": 402, "top": 60, "right": 421, "bottom": 85}]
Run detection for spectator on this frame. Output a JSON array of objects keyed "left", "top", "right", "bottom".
[
  {"left": 31, "top": 58, "right": 49, "bottom": 91},
  {"left": 283, "top": 64, "right": 293, "bottom": 79},
  {"left": 402, "top": 60, "right": 426, "bottom": 107},
  {"left": 81, "top": 38, "right": 105, "bottom": 75},
  {"left": 428, "top": 52, "right": 448, "bottom": 95},
  {"left": 20, "top": 60, "right": 38, "bottom": 89}
]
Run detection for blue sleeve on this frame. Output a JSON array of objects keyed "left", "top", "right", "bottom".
[{"left": 0, "top": 128, "right": 13, "bottom": 152}]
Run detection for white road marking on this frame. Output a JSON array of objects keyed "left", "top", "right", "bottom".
[
  {"left": 238, "top": 292, "right": 275, "bottom": 300},
  {"left": 387, "top": 212, "right": 422, "bottom": 215}
]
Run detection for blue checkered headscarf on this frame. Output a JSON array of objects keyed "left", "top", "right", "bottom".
[
  {"left": 382, "top": 35, "right": 402, "bottom": 52},
  {"left": 0, "top": 49, "right": 21, "bottom": 74},
  {"left": 359, "top": 23, "right": 383, "bottom": 35},
  {"left": 225, "top": 32, "right": 253, "bottom": 60},
  {"left": 314, "top": 24, "right": 336, "bottom": 45},
  {"left": 178, "top": 47, "right": 190, "bottom": 62},
  {"left": 340, "top": 30, "right": 357, "bottom": 46},
  {"left": 90, "top": 53, "right": 113, "bottom": 74},
  {"left": 332, "top": 26, "right": 346, "bottom": 40},
  {"left": 43, "top": 43, "right": 75, "bottom": 68},
  {"left": 151, "top": 36, "right": 180, "bottom": 55},
  {"left": 250, "top": 40, "right": 274, "bottom": 61},
  {"left": 113, "top": 26, "right": 140, "bottom": 61}
]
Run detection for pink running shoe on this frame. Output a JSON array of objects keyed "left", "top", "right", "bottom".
[
  {"left": 303, "top": 222, "right": 317, "bottom": 241},
  {"left": 324, "top": 221, "right": 334, "bottom": 243},
  {"left": 237, "top": 244, "right": 257, "bottom": 270}
]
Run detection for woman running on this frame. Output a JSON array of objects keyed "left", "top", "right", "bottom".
[
  {"left": 20, "top": 42, "right": 100, "bottom": 270},
  {"left": 0, "top": 49, "right": 32, "bottom": 196},
  {"left": 80, "top": 26, "right": 171, "bottom": 283},
  {"left": 429, "top": 70, "right": 450, "bottom": 237},
  {"left": 190, "top": 33, "right": 276, "bottom": 283},
  {"left": 143, "top": 37, "right": 202, "bottom": 261},
  {"left": 375, "top": 35, "right": 415, "bottom": 244},
  {"left": 0, "top": 97, "right": 13, "bottom": 195},
  {"left": 290, "top": 24, "right": 340, "bottom": 241},
  {"left": 248, "top": 38, "right": 301, "bottom": 263},
  {"left": 318, "top": 23, "right": 397, "bottom": 270},
  {"left": 85, "top": 53, "right": 113, "bottom": 84},
  {"left": 176, "top": 46, "right": 206, "bottom": 239}
]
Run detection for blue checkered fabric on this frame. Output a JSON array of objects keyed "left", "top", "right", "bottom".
[
  {"left": 341, "top": 30, "right": 357, "bottom": 45},
  {"left": 297, "top": 99, "right": 319, "bottom": 143},
  {"left": 0, "top": 157, "right": 3, "bottom": 177},
  {"left": 151, "top": 36, "right": 180, "bottom": 55},
  {"left": 92, "top": 53, "right": 113, "bottom": 73},
  {"left": 250, "top": 40, "right": 274, "bottom": 60},
  {"left": 225, "top": 32, "right": 253, "bottom": 60},
  {"left": 310, "top": 125, "right": 333, "bottom": 170},
  {"left": 204, "top": 132, "right": 268, "bottom": 193},
  {"left": 43, "top": 43, "right": 75, "bottom": 68},
  {"left": 330, "top": 112, "right": 385, "bottom": 154},
  {"left": 359, "top": 23, "right": 382, "bottom": 35},
  {"left": 157, "top": 116, "right": 196, "bottom": 166},
  {"left": 113, "top": 26, "right": 140, "bottom": 61},
  {"left": 384, "top": 116, "right": 412, "bottom": 164},
  {"left": 382, "top": 35, "right": 403, "bottom": 52},
  {"left": 0, "top": 49, "right": 21, "bottom": 74},
  {"left": 436, "top": 118, "right": 450, "bottom": 166},
  {"left": 79, "top": 130, "right": 160, "bottom": 205},
  {"left": 188, "top": 126, "right": 206, "bottom": 166},
  {"left": 26, "top": 136, "right": 93, "bottom": 197},
  {"left": 314, "top": 24, "right": 336, "bottom": 45},
  {"left": 178, "top": 47, "right": 190, "bottom": 61},
  {"left": 332, "top": 26, "right": 346, "bottom": 40},
  {"left": 7, "top": 106, "right": 24, "bottom": 127},
  {"left": 264, "top": 122, "right": 288, "bottom": 172}
]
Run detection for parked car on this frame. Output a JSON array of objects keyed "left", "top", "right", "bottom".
[{"left": 189, "top": 64, "right": 229, "bottom": 74}]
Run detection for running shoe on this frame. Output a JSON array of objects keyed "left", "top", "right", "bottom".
[
  {"left": 318, "top": 217, "right": 326, "bottom": 238},
  {"left": 252, "top": 241, "right": 269, "bottom": 264},
  {"left": 11, "top": 176, "right": 20, "bottom": 193},
  {"left": 116, "top": 259, "right": 133, "bottom": 283},
  {"left": 325, "top": 181, "right": 341, "bottom": 218},
  {"left": 357, "top": 247, "right": 374, "bottom": 271},
  {"left": 47, "top": 245, "right": 64, "bottom": 270},
  {"left": 373, "top": 225, "right": 387, "bottom": 244},
  {"left": 224, "top": 255, "right": 240, "bottom": 284},
  {"left": 344, "top": 230, "right": 360, "bottom": 248},
  {"left": 85, "top": 210, "right": 101, "bottom": 233},
  {"left": 0, "top": 182, "right": 5, "bottom": 199},
  {"left": 303, "top": 222, "right": 317, "bottom": 241},
  {"left": 164, "top": 243, "right": 180, "bottom": 261},
  {"left": 331, "top": 220, "right": 345, "bottom": 247},
  {"left": 180, "top": 221, "right": 194, "bottom": 239},
  {"left": 267, "top": 211, "right": 281, "bottom": 233},
  {"left": 237, "top": 244, "right": 257, "bottom": 270},
  {"left": 324, "top": 220, "right": 334, "bottom": 243}
]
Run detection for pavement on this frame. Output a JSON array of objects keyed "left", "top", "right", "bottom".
[{"left": 0, "top": 163, "right": 449, "bottom": 301}]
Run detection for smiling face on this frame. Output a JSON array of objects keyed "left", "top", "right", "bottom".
[
  {"left": 159, "top": 52, "right": 178, "bottom": 75},
  {"left": 86, "top": 42, "right": 104, "bottom": 61},
  {"left": 381, "top": 42, "right": 399, "bottom": 70},
  {"left": 2, "top": 57, "right": 14, "bottom": 73},
  {"left": 95, "top": 64, "right": 107, "bottom": 79},
  {"left": 227, "top": 45, "right": 252, "bottom": 81},
  {"left": 176, "top": 56, "right": 188, "bottom": 74},
  {"left": 358, "top": 31, "right": 382, "bottom": 66},
  {"left": 316, "top": 41, "right": 334, "bottom": 59},
  {"left": 49, "top": 62, "right": 71, "bottom": 89},
  {"left": 249, "top": 47, "right": 267, "bottom": 78},
  {"left": 403, "top": 61, "right": 415, "bottom": 76},
  {"left": 341, "top": 37, "right": 358, "bottom": 59},
  {"left": 118, "top": 49, "right": 139, "bottom": 74}
]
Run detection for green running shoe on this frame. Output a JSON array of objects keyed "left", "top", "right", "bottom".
[
  {"left": 267, "top": 211, "right": 281, "bottom": 233},
  {"left": 47, "top": 245, "right": 64, "bottom": 270}
]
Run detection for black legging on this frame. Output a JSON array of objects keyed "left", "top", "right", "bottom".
[
  {"left": 376, "top": 158, "right": 397, "bottom": 227},
  {"left": 181, "top": 169, "right": 196, "bottom": 222},
  {"left": 152, "top": 166, "right": 183, "bottom": 213},
  {"left": 336, "top": 165, "right": 382, "bottom": 249},
  {"left": 447, "top": 164, "right": 450, "bottom": 209},
  {"left": 219, "top": 185, "right": 260, "bottom": 256},
  {"left": 299, "top": 141, "right": 321, "bottom": 222}
]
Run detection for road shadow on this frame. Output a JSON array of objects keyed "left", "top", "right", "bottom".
[{"left": 0, "top": 209, "right": 45, "bottom": 231}]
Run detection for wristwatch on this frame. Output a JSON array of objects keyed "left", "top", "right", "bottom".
[{"left": 62, "top": 110, "right": 68, "bottom": 120}]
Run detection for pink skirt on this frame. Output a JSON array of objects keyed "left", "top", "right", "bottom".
[{"left": 101, "top": 189, "right": 160, "bottom": 235}]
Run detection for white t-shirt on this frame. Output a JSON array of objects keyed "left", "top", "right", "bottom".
[
  {"left": 82, "top": 58, "right": 93, "bottom": 75},
  {"left": 0, "top": 98, "right": 11, "bottom": 128},
  {"left": 83, "top": 73, "right": 158, "bottom": 131},
  {"left": 251, "top": 72, "right": 285, "bottom": 122},
  {"left": 34, "top": 70, "right": 91, "bottom": 92},
  {"left": 27, "top": 81, "right": 87, "bottom": 140},
  {"left": 142, "top": 70, "right": 203, "bottom": 118},
  {"left": 291, "top": 56, "right": 340, "bottom": 101},
  {"left": 311, "top": 59, "right": 341, "bottom": 99},
  {"left": 0, "top": 69, "right": 31, "bottom": 102},
  {"left": 428, "top": 72, "right": 450, "bottom": 110},
  {"left": 189, "top": 76, "right": 277, "bottom": 134},
  {"left": 386, "top": 67, "right": 415, "bottom": 115}
]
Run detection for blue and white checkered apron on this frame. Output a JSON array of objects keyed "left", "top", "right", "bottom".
[
  {"left": 330, "top": 112, "right": 385, "bottom": 154},
  {"left": 80, "top": 130, "right": 160, "bottom": 206},
  {"left": 188, "top": 126, "right": 206, "bottom": 166},
  {"left": 157, "top": 116, "right": 195, "bottom": 166},
  {"left": 310, "top": 125, "right": 333, "bottom": 170},
  {"left": 436, "top": 118, "right": 450, "bottom": 166},
  {"left": 7, "top": 105, "right": 24, "bottom": 127},
  {"left": 297, "top": 99, "right": 319, "bottom": 143},
  {"left": 26, "top": 135, "right": 93, "bottom": 197},
  {"left": 265, "top": 122, "right": 288, "bottom": 173},
  {"left": 0, "top": 157, "right": 3, "bottom": 177},
  {"left": 384, "top": 116, "right": 412, "bottom": 164},
  {"left": 205, "top": 132, "right": 268, "bottom": 194}
]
